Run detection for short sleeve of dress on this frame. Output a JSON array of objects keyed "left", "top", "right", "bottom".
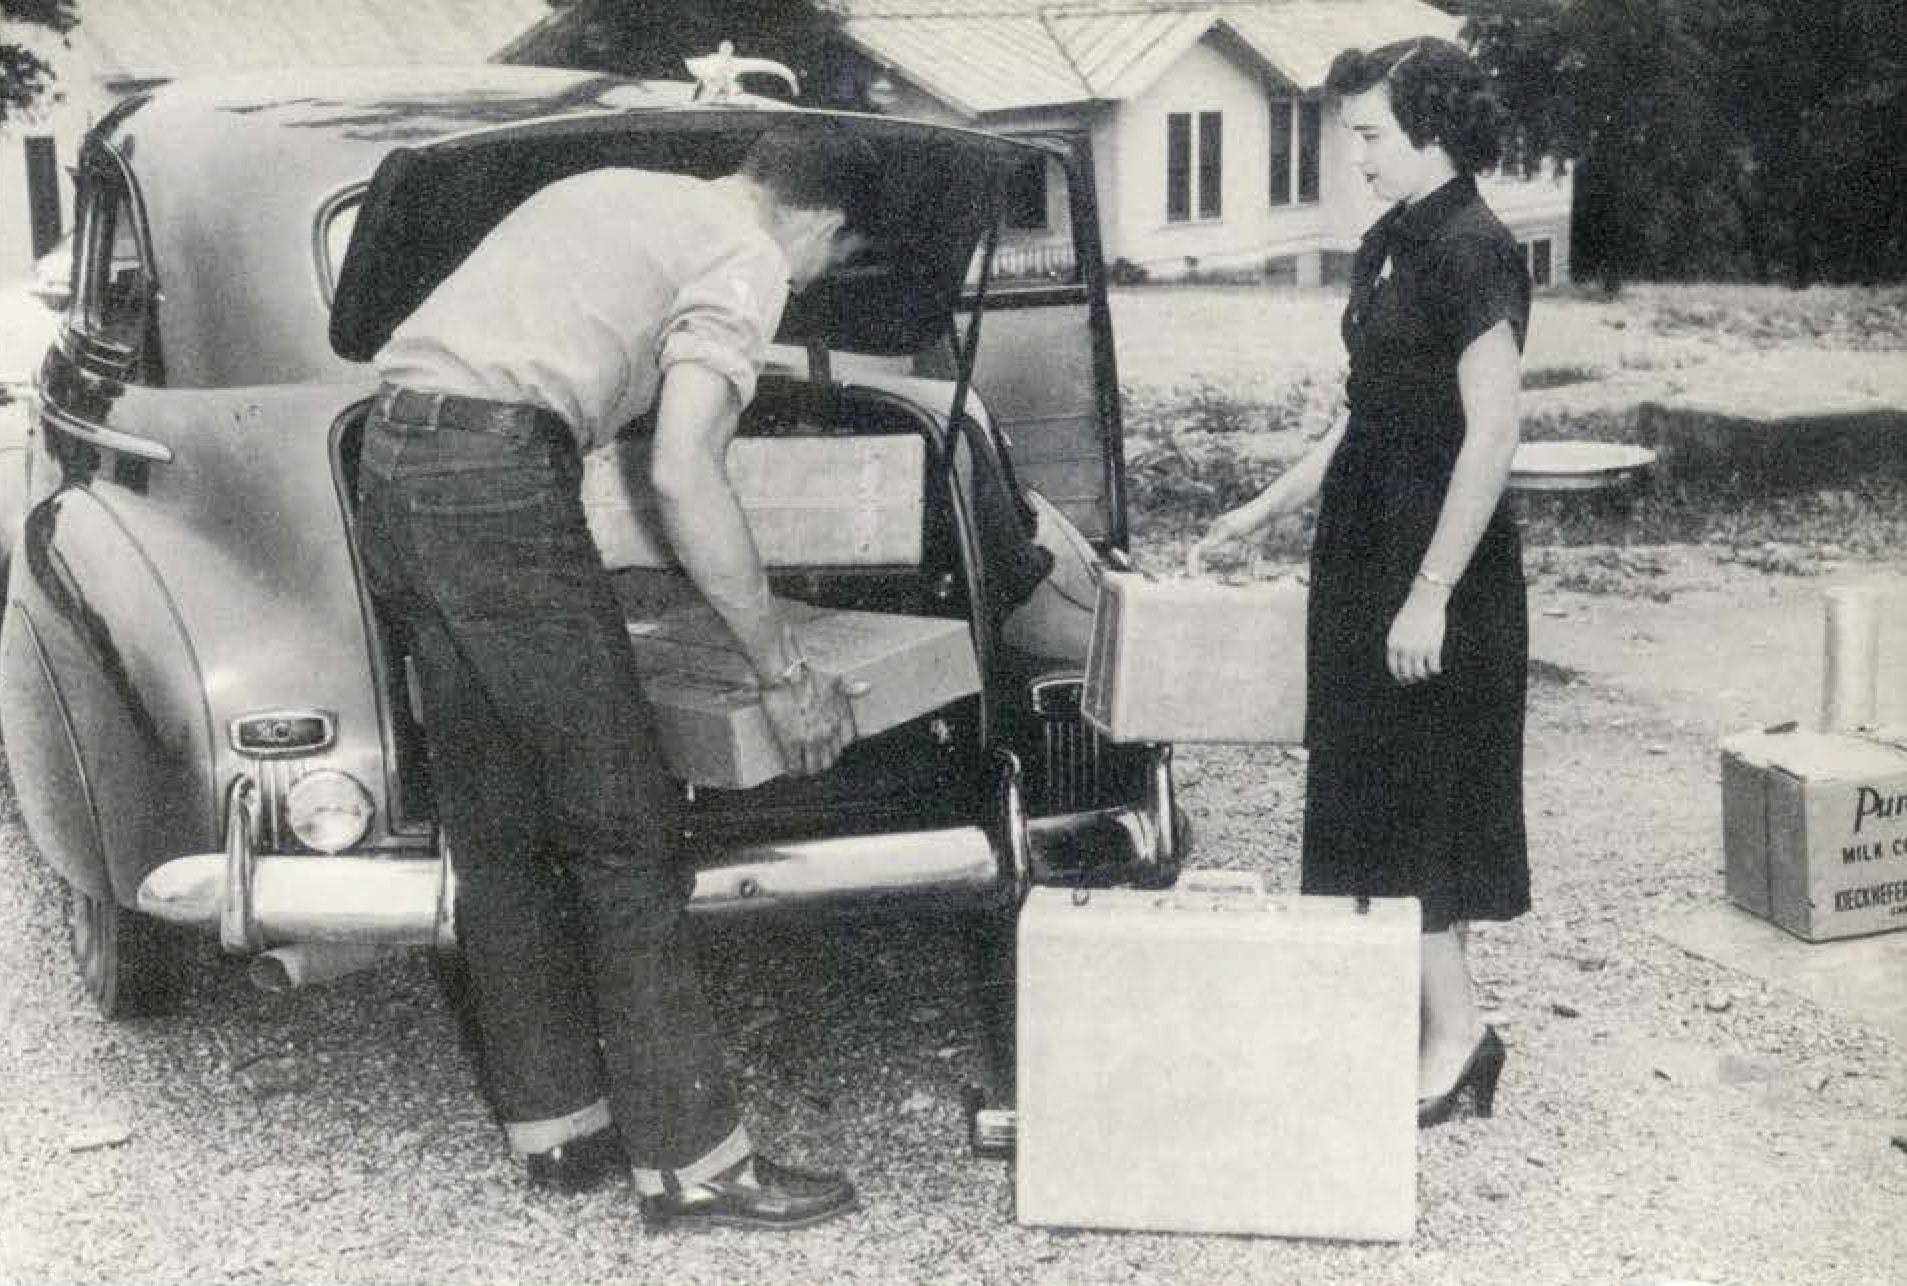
[
  {"left": 1430, "top": 234, "right": 1530, "bottom": 355},
  {"left": 656, "top": 242, "right": 791, "bottom": 407}
]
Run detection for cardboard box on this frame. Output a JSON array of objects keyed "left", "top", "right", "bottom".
[
  {"left": 581, "top": 434, "right": 925, "bottom": 571},
  {"left": 1016, "top": 879, "right": 1419, "bottom": 1240},
  {"left": 1082, "top": 572, "right": 1307, "bottom": 744},
  {"left": 626, "top": 599, "right": 980, "bottom": 789},
  {"left": 1720, "top": 728, "right": 1907, "bottom": 941}
]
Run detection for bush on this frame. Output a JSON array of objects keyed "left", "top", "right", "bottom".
[
  {"left": 1122, "top": 371, "right": 1346, "bottom": 554},
  {"left": 1522, "top": 364, "right": 1604, "bottom": 391},
  {"left": 1124, "top": 375, "right": 1907, "bottom": 567}
]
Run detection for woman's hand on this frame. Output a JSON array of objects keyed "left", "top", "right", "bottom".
[
  {"left": 1186, "top": 506, "right": 1263, "bottom": 578},
  {"left": 1185, "top": 417, "right": 1349, "bottom": 578},
  {"left": 1387, "top": 582, "right": 1449, "bottom": 684}
]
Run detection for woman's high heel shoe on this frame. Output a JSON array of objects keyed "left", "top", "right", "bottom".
[{"left": 1417, "top": 1025, "right": 1505, "bottom": 1128}]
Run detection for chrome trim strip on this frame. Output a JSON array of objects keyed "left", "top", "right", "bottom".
[
  {"left": 40, "top": 402, "right": 174, "bottom": 463},
  {"left": 312, "top": 183, "right": 367, "bottom": 308}
]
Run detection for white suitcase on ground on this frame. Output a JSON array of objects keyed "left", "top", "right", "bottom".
[{"left": 1015, "top": 874, "right": 1420, "bottom": 1240}]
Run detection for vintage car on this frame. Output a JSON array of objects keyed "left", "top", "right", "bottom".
[{"left": 0, "top": 62, "right": 1184, "bottom": 1036}]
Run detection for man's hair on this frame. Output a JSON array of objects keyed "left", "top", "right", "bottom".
[
  {"left": 1324, "top": 37, "right": 1508, "bottom": 176},
  {"left": 738, "top": 124, "right": 879, "bottom": 214}
]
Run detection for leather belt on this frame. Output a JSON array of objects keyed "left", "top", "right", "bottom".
[{"left": 373, "top": 383, "right": 568, "bottom": 441}]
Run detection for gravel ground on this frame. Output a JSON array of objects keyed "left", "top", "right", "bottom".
[{"left": 3, "top": 547, "right": 1905, "bottom": 1286}]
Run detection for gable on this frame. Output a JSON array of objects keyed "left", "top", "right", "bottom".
[{"left": 835, "top": 1, "right": 1462, "bottom": 117}]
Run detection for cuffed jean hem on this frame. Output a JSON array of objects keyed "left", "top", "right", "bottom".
[
  {"left": 504, "top": 1098, "right": 614, "bottom": 1157},
  {"left": 632, "top": 1123, "right": 753, "bottom": 1197}
]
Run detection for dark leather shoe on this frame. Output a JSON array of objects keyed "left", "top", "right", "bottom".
[
  {"left": 640, "top": 1154, "right": 858, "bottom": 1232},
  {"left": 524, "top": 1127, "right": 629, "bottom": 1195},
  {"left": 1418, "top": 1026, "right": 1507, "bottom": 1128}
]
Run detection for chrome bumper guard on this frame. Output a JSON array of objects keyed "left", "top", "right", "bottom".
[{"left": 136, "top": 748, "right": 1177, "bottom": 951}]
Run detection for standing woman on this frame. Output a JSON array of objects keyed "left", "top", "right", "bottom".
[{"left": 1189, "top": 37, "right": 1531, "bottom": 1126}]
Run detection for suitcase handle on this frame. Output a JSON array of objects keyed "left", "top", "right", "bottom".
[{"left": 1174, "top": 869, "right": 1266, "bottom": 897}]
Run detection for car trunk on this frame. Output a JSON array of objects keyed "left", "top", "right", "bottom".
[
  {"left": 333, "top": 371, "right": 1011, "bottom": 854},
  {"left": 324, "top": 107, "right": 1144, "bottom": 876}
]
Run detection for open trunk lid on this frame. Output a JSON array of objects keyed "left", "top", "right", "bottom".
[{"left": 328, "top": 108, "right": 1045, "bottom": 362}]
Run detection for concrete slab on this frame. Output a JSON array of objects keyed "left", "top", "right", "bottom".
[{"left": 1652, "top": 903, "right": 1907, "bottom": 1046}]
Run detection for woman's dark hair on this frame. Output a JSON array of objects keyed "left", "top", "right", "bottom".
[{"left": 1324, "top": 37, "right": 1508, "bottom": 176}]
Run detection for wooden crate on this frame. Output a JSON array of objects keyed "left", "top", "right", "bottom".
[
  {"left": 581, "top": 434, "right": 925, "bottom": 571},
  {"left": 626, "top": 599, "right": 979, "bottom": 789}
]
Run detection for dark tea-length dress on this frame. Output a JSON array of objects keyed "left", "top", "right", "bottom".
[{"left": 1301, "top": 174, "right": 1532, "bottom": 933}]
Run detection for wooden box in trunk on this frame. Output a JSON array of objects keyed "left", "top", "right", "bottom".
[
  {"left": 581, "top": 434, "right": 925, "bottom": 571},
  {"left": 627, "top": 598, "right": 980, "bottom": 789}
]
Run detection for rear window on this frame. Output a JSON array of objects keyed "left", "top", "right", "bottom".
[
  {"left": 69, "top": 153, "right": 160, "bottom": 382},
  {"left": 318, "top": 196, "right": 361, "bottom": 304},
  {"left": 966, "top": 152, "right": 1081, "bottom": 293}
]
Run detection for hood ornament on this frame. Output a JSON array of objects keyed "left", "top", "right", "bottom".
[{"left": 686, "top": 41, "right": 800, "bottom": 103}]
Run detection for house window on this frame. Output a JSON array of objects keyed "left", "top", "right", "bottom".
[
  {"left": 1004, "top": 154, "right": 1048, "bottom": 230},
  {"left": 1198, "top": 112, "right": 1223, "bottom": 219},
  {"left": 1166, "top": 110, "right": 1223, "bottom": 223},
  {"left": 1528, "top": 238, "right": 1553, "bottom": 286},
  {"left": 1270, "top": 96, "right": 1321, "bottom": 207}
]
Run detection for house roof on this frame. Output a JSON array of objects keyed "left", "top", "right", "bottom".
[
  {"left": 832, "top": 0, "right": 1461, "bottom": 117},
  {"left": 41, "top": 0, "right": 551, "bottom": 88}
]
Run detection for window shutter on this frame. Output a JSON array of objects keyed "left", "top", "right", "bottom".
[
  {"left": 1166, "top": 113, "right": 1191, "bottom": 222},
  {"left": 1269, "top": 100, "right": 1293, "bottom": 206}
]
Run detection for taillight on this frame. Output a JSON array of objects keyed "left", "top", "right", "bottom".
[{"left": 284, "top": 770, "right": 374, "bottom": 853}]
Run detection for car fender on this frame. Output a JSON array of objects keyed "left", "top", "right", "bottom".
[
  {"left": 0, "top": 374, "right": 389, "bottom": 908},
  {"left": 0, "top": 486, "right": 214, "bottom": 904}
]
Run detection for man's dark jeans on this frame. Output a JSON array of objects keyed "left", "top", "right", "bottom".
[{"left": 354, "top": 405, "right": 746, "bottom": 1189}]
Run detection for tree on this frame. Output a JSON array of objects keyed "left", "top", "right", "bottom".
[
  {"left": 1, "top": 0, "right": 79, "bottom": 126},
  {"left": 1455, "top": 0, "right": 1907, "bottom": 286},
  {"left": 519, "top": 0, "right": 855, "bottom": 107},
  {"left": 1701, "top": 0, "right": 1907, "bottom": 285},
  {"left": 1458, "top": 0, "right": 1729, "bottom": 292}
]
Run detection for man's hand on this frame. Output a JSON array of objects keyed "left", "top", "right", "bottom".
[{"left": 758, "top": 661, "right": 861, "bottom": 776}]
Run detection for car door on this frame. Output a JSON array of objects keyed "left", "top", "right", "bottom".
[{"left": 951, "top": 133, "right": 1129, "bottom": 554}]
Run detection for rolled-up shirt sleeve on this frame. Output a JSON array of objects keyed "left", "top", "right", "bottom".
[{"left": 656, "top": 244, "right": 790, "bottom": 407}]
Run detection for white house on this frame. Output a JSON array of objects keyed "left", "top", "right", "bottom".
[
  {"left": 827, "top": 0, "right": 1573, "bottom": 286},
  {"left": 0, "top": 0, "right": 551, "bottom": 281},
  {"left": 3, "top": 0, "right": 1572, "bottom": 291}
]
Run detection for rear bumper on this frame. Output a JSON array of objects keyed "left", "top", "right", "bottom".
[{"left": 136, "top": 747, "right": 1179, "bottom": 949}]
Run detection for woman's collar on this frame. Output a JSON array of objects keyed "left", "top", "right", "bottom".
[{"left": 1388, "top": 174, "right": 1479, "bottom": 247}]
